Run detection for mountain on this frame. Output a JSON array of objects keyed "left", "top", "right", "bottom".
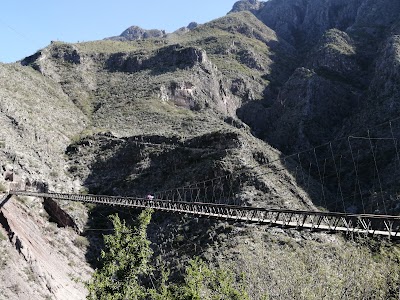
[
  {"left": 233, "top": 0, "right": 400, "bottom": 152},
  {"left": 1, "top": 0, "right": 400, "bottom": 299}
]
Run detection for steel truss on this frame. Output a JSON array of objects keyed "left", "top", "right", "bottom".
[{"left": 10, "top": 191, "right": 400, "bottom": 237}]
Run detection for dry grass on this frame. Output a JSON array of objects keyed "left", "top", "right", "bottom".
[{"left": 209, "top": 227, "right": 400, "bottom": 300}]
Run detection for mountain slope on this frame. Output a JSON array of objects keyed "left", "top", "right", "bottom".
[
  {"left": 1, "top": 1, "right": 400, "bottom": 299},
  {"left": 0, "top": 63, "right": 90, "bottom": 299},
  {"left": 233, "top": 0, "right": 400, "bottom": 153}
]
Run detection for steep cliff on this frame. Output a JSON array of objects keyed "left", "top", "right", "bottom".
[{"left": 232, "top": 0, "right": 400, "bottom": 154}]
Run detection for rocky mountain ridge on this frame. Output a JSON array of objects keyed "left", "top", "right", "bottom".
[
  {"left": 105, "top": 22, "right": 199, "bottom": 42},
  {"left": 228, "top": 1, "right": 398, "bottom": 147}
]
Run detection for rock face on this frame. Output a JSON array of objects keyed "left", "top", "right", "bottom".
[
  {"left": 0, "top": 62, "right": 87, "bottom": 190},
  {"left": 253, "top": 0, "right": 400, "bottom": 46},
  {"left": 228, "top": 0, "right": 400, "bottom": 216},
  {"left": 226, "top": 0, "right": 400, "bottom": 154},
  {"left": 172, "top": 22, "right": 199, "bottom": 36},
  {"left": 0, "top": 199, "right": 91, "bottom": 300},
  {"left": 187, "top": 22, "right": 198, "bottom": 30},
  {"left": 105, "top": 44, "right": 211, "bottom": 73},
  {"left": 230, "top": 0, "right": 265, "bottom": 14}
]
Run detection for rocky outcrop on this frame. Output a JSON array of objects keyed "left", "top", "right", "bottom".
[
  {"left": 368, "top": 35, "right": 400, "bottom": 114},
  {"left": 187, "top": 22, "right": 198, "bottom": 30},
  {"left": 172, "top": 22, "right": 199, "bottom": 36},
  {"left": 105, "top": 44, "right": 212, "bottom": 73},
  {"left": 254, "top": 0, "right": 361, "bottom": 46},
  {"left": 225, "top": 0, "right": 400, "bottom": 154},
  {"left": 106, "top": 25, "right": 166, "bottom": 41},
  {"left": 43, "top": 197, "right": 79, "bottom": 232},
  {"left": 307, "top": 29, "right": 360, "bottom": 79},
  {"left": 22, "top": 43, "right": 82, "bottom": 73},
  {"left": 230, "top": 0, "right": 265, "bottom": 14}
]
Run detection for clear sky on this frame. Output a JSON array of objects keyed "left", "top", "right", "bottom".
[{"left": 0, "top": 0, "right": 238, "bottom": 63}]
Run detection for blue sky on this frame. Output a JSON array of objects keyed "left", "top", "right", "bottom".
[{"left": 1, "top": 0, "right": 238, "bottom": 63}]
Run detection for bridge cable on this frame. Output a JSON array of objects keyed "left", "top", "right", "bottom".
[
  {"left": 348, "top": 137, "right": 366, "bottom": 214},
  {"left": 313, "top": 148, "right": 327, "bottom": 209},
  {"left": 321, "top": 158, "right": 328, "bottom": 205},
  {"left": 153, "top": 131, "right": 395, "bottom": 213},
  {"left": 339, "top": 155, "right": 346, "bottom": 210},
  {"left": 390, "top": 121, "right": 400, "bottom": 172},
  {"left": 329, "top": 143, "right": 346, "bottom": 212},
  {"left": 367, "top": 130, "right": 387, "bottom": 214},
  {"left": 155, "top": 115, "right": 400, "bottom": 199},
  {"left": 109, "top": 115, "right": 400, "bottom": 215},
  {"left": 297, "top": 154, "right": 307, "bottom": 185},
  {"left": 307, "top": 162, "right": 313, "bottom": 193}
]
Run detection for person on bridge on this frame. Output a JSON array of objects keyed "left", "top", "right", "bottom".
[{"left": 146, "top": 194, "right": 154, "bottom": 200}]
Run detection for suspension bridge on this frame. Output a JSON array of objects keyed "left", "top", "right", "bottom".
[
  {"left": 5, "top": 117, "right": 400, "bottom": 238},
  {"left": 7, "top": 190, "right": 400, "bottom": 238}
]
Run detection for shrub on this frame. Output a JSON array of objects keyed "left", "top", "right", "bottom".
[
  {"left": 0, "top": 182, "right": 7, "bottom": 193},
  {"left": 73, "top": 236, "right": 90, "bottom": 249},
  {"left": 86, "top": 210, "right": 249, "bottom": 300}
]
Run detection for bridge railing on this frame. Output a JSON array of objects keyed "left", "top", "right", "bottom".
[{"left": 8, "top": 190, "right": 400, "bottom": 238}]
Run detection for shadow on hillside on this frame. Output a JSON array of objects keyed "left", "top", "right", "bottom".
[
  {"left": 84, "top": 203, "right": 223, "bottom": 271},
  {"left": 78, "top": 132, "right": 239, "bottom": 268},
  {"left": 235, "top": 38, "right": 298, "bottom": 141},
  {"left": 277, "top": 117, "right": 400, "bottom": 215},
  {"left": 233, "top": 33, "right": 380, "bottom": 213}
]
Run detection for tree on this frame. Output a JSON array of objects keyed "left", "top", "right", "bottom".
[
  {"left": 86, "top": 209, "right": 153, "bottom": 300},
  {"left": 86, "top": 209, "right": 249, "bottom": 300},
  {"left": 175, "top": 257, "right": 249, "bottom": 300}
]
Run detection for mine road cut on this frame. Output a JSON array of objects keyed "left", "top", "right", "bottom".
[{"left": 8, "top": 190, "right": 400, "bottom": 238}]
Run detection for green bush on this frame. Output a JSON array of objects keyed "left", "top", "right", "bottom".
[
  {"left": 86, "top": 210, "right": 153, "bottom": 300},
  {"left": 86, "top": 210, "right": 249, "bottom": 300},
  {"left": 175, "top": 258, "right": 249, "bottom": 300}
]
